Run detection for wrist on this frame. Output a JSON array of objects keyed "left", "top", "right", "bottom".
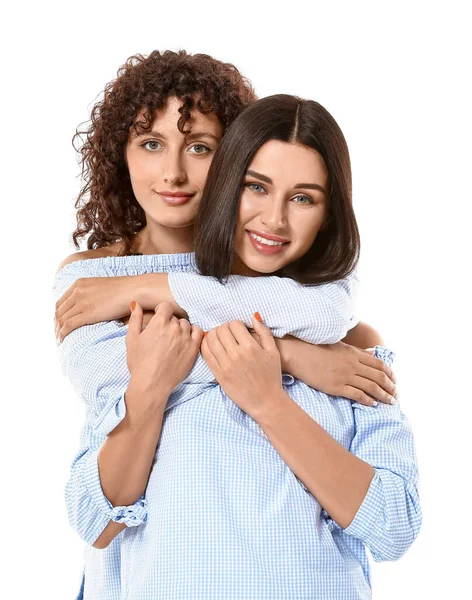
[
  {"left": 126, "top": 377, "right": 170, "bottom": 411},
  {"left": 135, "top": 273, "right": 163, "bottom": 310},
  {"left": 276, "top": 336, "right": 296, "bottom": 373},
  {"left": 250, "top": 388, "right": 292, "bottom": 426}
]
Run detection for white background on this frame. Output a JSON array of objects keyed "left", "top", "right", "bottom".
[{"left": 2, "top": 1, "right": 470, "bottom": 598}]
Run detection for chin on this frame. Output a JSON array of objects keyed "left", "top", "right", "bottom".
[
  {"left": 243, "top": 258, "right": 287, "bottom": 275},
  {"left": 150, "top": 211, "right": 197, "bottom": 229}
]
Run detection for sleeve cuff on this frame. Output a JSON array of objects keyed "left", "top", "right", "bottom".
[
  {"left": 109, "top": 498, "right": 148, "bottom": 527},
  {"left": 83, "top": 446, "right": 149, "bottom": 527},
  {"left": 93, "top": 392, "right": 127, "bottom": 436}
]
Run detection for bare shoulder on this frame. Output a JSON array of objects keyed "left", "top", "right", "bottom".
[{"left": 56, "top": 242, "right": 124, "bottom": 273}]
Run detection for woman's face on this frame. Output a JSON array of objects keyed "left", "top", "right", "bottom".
[
  {"left": 126, "top": 96, "right": 223, "bottom": 230},
  {"left": 233, "top": 140, "right": 329, "bottom": 275}
]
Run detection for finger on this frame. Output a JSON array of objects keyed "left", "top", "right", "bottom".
[
  {"left": 227, "top": 320, "right": 255, "bottom": 345},
  {"left": 358, "top": 352, "right": 396, "bottom": 384},
  {"left": 179, "top": 318, "right": 191, "bottom": 333},
  {"left": 154, "top": 302, "right": 174, "bottom": 320},
  {"left": 351, "top": 375, "right": 396, "bottom": 405},
  {"left": 201, "top": 336, "right": 221, "bottom": 375},
  {"left": 56, "top": 301, "right": 83, "bottom": 335},
  {"left": 357, "top": 363, "right": 396, "bottom": 397},
  {"left": 251, "top": 313, "right": 277, "bottom": 352},
  {"left": 55, "top": 286, "right": 74, "bottom": 312},
  {"left": 58, "top": 314, "right": 84, "bottom": 342},
  {"left": 55, "top": 293, "right": 78, "bottom": 323},
  {"left": 215, "top": 322, "right": 240, "bottom": 352},
  {"left": 190, "top": 325, "right": 204, "bottom": 346},
  {"left": 206, "top": 328, "right": 229, "bottom": 363},
  {"left": 126, "top": 301, "right": 144, "bottom": 345},
  {"left": 343, "top": 385, "right": 379, "bottom": 407}
]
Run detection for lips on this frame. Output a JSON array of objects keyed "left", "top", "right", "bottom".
[
  {"left": 246, "top": 230, "right": 290, "bottom": 256},
  {"left": 247, "top": 229, "right": 289, "bottom": 243},
  {"left": 158, "top": 191, "right": 195, "bottom": 206}
]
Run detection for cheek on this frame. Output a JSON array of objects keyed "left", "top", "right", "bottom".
[
  {"left": 127, "top": 154, "right": 154, "bottom": 185},
  {"left": 238, "top": 191, "right": 259, "bottom": 224},
  {"left": 292, "top": 215, "right": 325, "bottom": 252},
  {"left": 188, "top": 158, "right": 213, "bottom": 189}
]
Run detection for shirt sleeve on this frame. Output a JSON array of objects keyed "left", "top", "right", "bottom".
[
  {"left": 168, "top": 270, "right": 360, "bottom": 344},
  {"left": 322, "top": 346, "right": 422, "bottom": 562},
  {"left": 65, "top": 423, "right": 148, "bottom": 546},
  {"left": 54, "top": 266, "right": 148, "bottom": 544},
  {"left": 53, "top": 263, "right": 134, "bottom": 431}
]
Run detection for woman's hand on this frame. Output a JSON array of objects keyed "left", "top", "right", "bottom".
[
  {"left": 126, "top": 301, "right": 203, "bottom": 401},
  {"left": 277, "top": 338, "right": 397, "bottom": 407},
  {"left": 55, "top": 275, "right": 141, "bottom": 341},
  {"left": 201, "top": 314, "right": 283, "bottom": 420}
]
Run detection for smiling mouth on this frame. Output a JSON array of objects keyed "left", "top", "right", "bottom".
[
  {"left": 246, "top": 230, "right": 290, "bottom": 255},
  {"left": 248, "top": 232, "right": 286, "bottom": 246}
]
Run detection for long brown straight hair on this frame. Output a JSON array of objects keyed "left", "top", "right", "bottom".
[{"left": 194, "top": 94, "right": 360, "bottom": 284}]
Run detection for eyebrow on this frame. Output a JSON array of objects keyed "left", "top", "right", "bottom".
[
  {"left": 134, "top": 129, "right": 220, "bottom": 143},
  {"left": 246, "top": 169, "right": 327, "bottom": 195},
  {"left": 185, "top": 131, "right": 221, "bottom": 143}
]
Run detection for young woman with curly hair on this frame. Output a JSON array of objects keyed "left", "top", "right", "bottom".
[{"left": 54, "top": 53, "right": 398, "bottom": 599}]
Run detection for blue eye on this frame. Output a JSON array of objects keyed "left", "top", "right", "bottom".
[
  {"left": 189, "top": 144, "right": 211, "bottom": 155},
  {"left": 246, "top": 183, "right": 266, "bottom": 193},
  {"left": 292, "top": 194, "right": 314, "bottom": 205},
  {"left": 142, "top": 140, "right": 162, "bottom": 151}
]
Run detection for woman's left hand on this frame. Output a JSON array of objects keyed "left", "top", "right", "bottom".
[
  {"left": 55, "top": 276, "right": 139, "bottom": 341},
  {"left": 201, "top": 314, "right": 283, "bottom": 419}
]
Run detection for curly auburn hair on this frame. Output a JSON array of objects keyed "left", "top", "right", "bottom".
[{"left": 72, "top": 50, "right": 256, "bottom": 255}]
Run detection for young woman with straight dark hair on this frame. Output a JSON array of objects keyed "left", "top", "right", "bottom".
[
  {"left": 55, "top": 93, "right": 418, "bottom": 598},
  {"left": 193, "top": 94, "right": 358, "bottom": 284}
]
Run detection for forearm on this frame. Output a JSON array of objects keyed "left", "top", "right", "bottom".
[
  {"left": 135, "top": 273, "right": 187, "bottom": 317},
  {"left": 92, "top": 384, "right": 168, "bottom": 549},
  {"left": 168, "top": 270, "right": 359, "bottom": 343},
  {"left": 255, "top": 391, "right": 375, "bottom": 529},
  {"left": 98, "top": 381, "right": 167, "bottom": 508}
]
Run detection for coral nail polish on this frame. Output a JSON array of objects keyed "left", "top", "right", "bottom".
[
  {"left": 254, "top": 312, "right": 263, "bottom": 323},
  {"left": 130, "top": 300, "right": 136, "bottom": 311}
]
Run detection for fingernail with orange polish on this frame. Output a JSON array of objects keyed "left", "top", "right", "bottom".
[
  {"left": 130, "top": 300, "right": 136, "bottom": 311},
  {"left": 254, "top": 312, "right": 263, "bottom": 323},
  {"left": 202, "top": 332, "right": 207, "bottom": 338}
]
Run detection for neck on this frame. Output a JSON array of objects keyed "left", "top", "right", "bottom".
[{"left": 133, "top": 222, "right": 194, "bottom": 255}]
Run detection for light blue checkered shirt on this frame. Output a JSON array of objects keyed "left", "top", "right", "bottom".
[{"left": 53, "top": 253, "right": 421, "bottom": 600}]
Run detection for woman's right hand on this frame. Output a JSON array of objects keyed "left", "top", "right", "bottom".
[
  {"left": 126, "top": 301, "right": 203, "bottom": 400},
  {"left": 277, "top": 338, "right": 397, "bottom": 407}
]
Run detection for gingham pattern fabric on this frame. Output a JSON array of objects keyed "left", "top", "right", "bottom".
[
  {"left": 167, "top": 269, "right": 360, "bottom": 344},
  {"left": 53, "top": 255, "right": 421, "bottom": 599}
]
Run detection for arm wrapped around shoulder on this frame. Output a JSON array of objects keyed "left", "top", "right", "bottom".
[{"left": 168, "top": 269, "right": 360, "bottom": 344}]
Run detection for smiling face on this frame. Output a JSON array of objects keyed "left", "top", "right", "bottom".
[
  {"left": 125, "top": 96, "right": 223, "bottom": 232},
  {"left": 233, "top": 140, "right": 329, "bottom": 275}
]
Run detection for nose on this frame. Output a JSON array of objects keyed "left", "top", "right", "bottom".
[
  {"left": 163, "top": 152, "right": 187, "bottom": 185},
  {"left": 260, "top": 197, "right": 287, "bottom": 231}
]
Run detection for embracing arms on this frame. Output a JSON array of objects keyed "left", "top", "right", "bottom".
[
  {"left": 53, "top": 259, "right": 395, "bottom": 548},
  {"left": 55, "top": 264, "right": 397, "bottom": 406}
]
